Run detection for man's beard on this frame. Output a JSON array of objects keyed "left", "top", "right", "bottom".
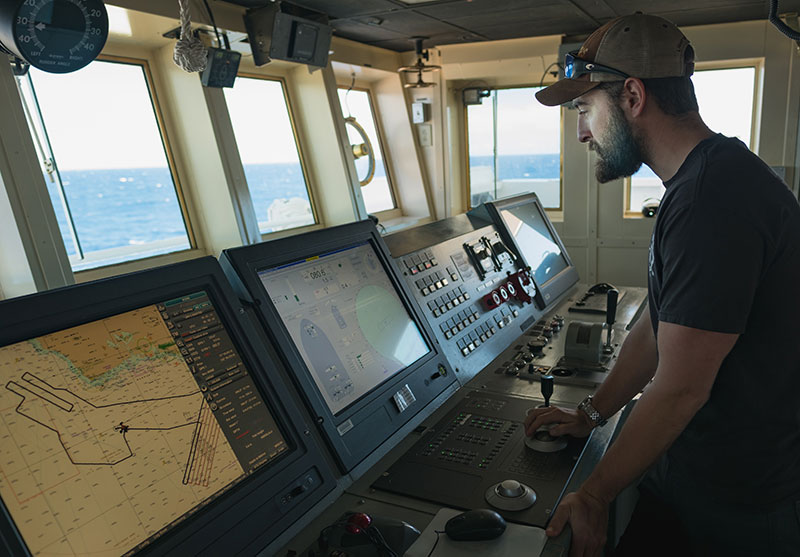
[{"left": 590, "top": 102, "right": 644, "bottom": 183}]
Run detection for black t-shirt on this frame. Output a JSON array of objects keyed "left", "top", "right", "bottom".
[{"left": 648, "top": 133, "right": 800, "bottom": 506}]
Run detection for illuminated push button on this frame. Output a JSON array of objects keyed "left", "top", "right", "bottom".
[
  {"left": 433, "top": 309, "right": 441, "bottom": 317},
  {"left": 422, "top": 287, "right": 430, "bottom": 296},
  {"left": 446, "top": 302, "right": 454, "bottom": 310},
  {"left": 462, "top": 347, "right": 470, "bottom": 356},
  {"left": 451, "top": 327, "right": 459, "bottom": 335},
  {"left": 480, "top": 334, "right": 487, "bottom": 342},
  {"left": 498, "top": 321, "right": 505, "bottom": 329},
  {"left": 468, "top": 342, "right": 476, "bottom": 352},
  {"left": 417, "top": 264, "right": 426, "bottom": 272},
  {"left": 457, "top": 295, "right": 466, "bottom": 303},
  {"left": 439, "top": 305, "right": 447, "bottom": 314},
  {"left": 451, "top": 273, "right": 459, "bottom": 281},
  {"left": 462, "top": 319, "right": 470, "bottom": 328},
  {"left": 457, "top": 323, "right": 465, "bottom": 331},
  {"left": 424, "top": 261, "right": 432, "bottom": 269},
  {"left": 430, "top": 258, "right": 438, "bottom": 266},
  {"left": 469, "top": 314, "right": 477, "bottom": 323},
  {"left": 490, "top": 327, "right": 496, "bottom": 334},
  {"left": 442, "top": 278, "right": 449, "bottom": 286},
  {"left": 464, "top": 292, "right": 471, "bottom": 299},
  {"left": 444, "top": 331, "right": 452, "bottom": 339},
  {"left": 512, "top": 309, "right": 519, "bottom": 317}
]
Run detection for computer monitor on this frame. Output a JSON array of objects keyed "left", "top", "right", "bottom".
[
  {"left": 221, "top": 220, "right": 457, "bottom": 473},
  {"left": 0, "top": 257, "right": 336, "bottom": 557},
  {"left": 482, "top": 193, "right": 579, "bottom": 307}
]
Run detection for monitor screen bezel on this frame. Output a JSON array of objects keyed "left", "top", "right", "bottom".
[
  {"left": 486, "top": 193, "right": 579, "bottom": 307},
  {"left": 0, "top": 257, "right": 334, "bottom": 557},
  {"left": 221, "top": 220, "right": 451, "bottom": 472}
]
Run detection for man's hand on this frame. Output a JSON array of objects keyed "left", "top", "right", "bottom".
[
  {"left": 547, "top": 487, "right": 608, "bottom": 557},
  {"left": 524, "top": 405, "right": 594, "bottom": 438}
]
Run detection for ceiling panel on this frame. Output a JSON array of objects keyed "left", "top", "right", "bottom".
[{"left": 226, "top": 0, "right": 800, "bottom": 51}]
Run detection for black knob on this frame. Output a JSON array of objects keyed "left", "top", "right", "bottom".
[
  {"left": 528, "top": 338, "right": 547, "bottom": 354},
  {"left": 606, "top": 289, "right": 619, "bottom": 326},
  {"left": 541, "top": 374, "right": 554, "bottom": 407}
]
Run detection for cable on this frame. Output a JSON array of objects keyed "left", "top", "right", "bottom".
[
  {"left": 538, "top": 61, "right": 562, "bottom": 88},
  {"left": 173, "top": 0, "right": 207, "bottom": 72},
  {"left": 344, "top": 73, "right": 356, "bottom": 118},
  {"left": 201, "top": 0, "right": 224, "bottom": 47},
  {"left": 769, "top": 0, "right": 800, "bottom": 41}
]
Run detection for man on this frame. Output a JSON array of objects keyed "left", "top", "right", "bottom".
[{"left": 525, "top": 13, "right": 800, "bottom": 557}]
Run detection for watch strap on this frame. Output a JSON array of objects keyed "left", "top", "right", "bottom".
[{"left": 578, "top": 395, "right": 607, "bottom": 427}]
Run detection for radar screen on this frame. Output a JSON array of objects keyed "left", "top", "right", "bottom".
[{"left": 0, "top": 291, "right": 288, "bottom": 556}]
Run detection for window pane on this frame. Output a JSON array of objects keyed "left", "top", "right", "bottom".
[
  {"left": 26, "top": 61, "right": 190, "bottom": 271},
  {"left": 629, "top": 67, "right": 756, "bottom": 212},
  {"left": 338, "top": 88, "right": 395, "bottom": 213},
  {"left": 224, "top": 77, "right": 315, "bottom": 234},
  {"left": 468, "top": 87, "right": 561, "bottom": 209}
]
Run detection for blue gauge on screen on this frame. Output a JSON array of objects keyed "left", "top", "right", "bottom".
[{"left": 0, "top": 0, "right": 109, "bottom": 73}]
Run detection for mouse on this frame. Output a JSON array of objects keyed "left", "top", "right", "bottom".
[{"left": 444, "top": 509, "right": 507, "bottom": 541}]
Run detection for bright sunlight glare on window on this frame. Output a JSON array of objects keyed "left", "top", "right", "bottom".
[
  {"left": 628, "top": 67, "right": 756, "bottom": 213},
  {"left": 338, "top": 88, "right": 396, "bottom": 214},
  {"left": 21, "top": 60, "right": 191, "bottom": 271},
  {"left": 468, "top": 86, "right": 561, "bottom": 209},
  {"left": 224, "top": 77, "right": 316, "bottom": 235}
]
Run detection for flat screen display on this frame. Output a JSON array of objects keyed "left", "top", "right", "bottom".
[
  {"left": 258, "top": 242, "right": 430, "bottom": 416},
  {"left": 500, "top": 203, "right": 569, "bottom": 286},
  {"left": 0, "top": 291, "right": 288, "bottom": 557}
]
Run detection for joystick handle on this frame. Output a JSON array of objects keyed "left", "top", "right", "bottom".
[
  {"left": 541, "top": 374, "right": 554, "bottom": 407},
  {"left": 605, "top": 289, "right": 619, "bottom": 327}
]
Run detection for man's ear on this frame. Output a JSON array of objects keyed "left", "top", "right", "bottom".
[{"left": 622, "top": 77, "right": 647, "bottom": 118}]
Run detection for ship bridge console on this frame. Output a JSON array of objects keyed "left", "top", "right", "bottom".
[{"left": 0, "top": 193, "right": 646, "bottom": 557}]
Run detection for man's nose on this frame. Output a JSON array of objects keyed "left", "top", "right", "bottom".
[{"left": 577, "top": 121, "right": 592, "bottom": 143}]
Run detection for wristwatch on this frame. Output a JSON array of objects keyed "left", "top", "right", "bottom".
[{"left": 577, "top": 396, "right": 607, "bottom": 427}]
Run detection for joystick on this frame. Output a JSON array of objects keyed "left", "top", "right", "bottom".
[
  {"left": 603, "top": 289, "right": 619, "bottom": 354},
  {"left": 540, "top": 374, "right": 553, "bottom": 408}
]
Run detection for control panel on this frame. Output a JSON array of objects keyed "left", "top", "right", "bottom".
[
  {"left": 385, "top": 216, "right": 544, "bottom": 385},
  {"left": 372, "top": 390, "right": 586, "bottom": 528}
]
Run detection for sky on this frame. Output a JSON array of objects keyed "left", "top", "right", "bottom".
[{"left": 23, "top": 60, "right": 756, "bottom": 171}]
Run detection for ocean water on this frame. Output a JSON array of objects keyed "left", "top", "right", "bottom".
[
  {"left": 469, "top": 153, "right": 560, "bottom": 179},
  {"left": 48, "top": 163, "right": 315, "bottom": 257}
]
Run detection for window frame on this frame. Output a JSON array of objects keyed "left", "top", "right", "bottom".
[
  {"left": 623, "top": 58, "right": 763, "bottom": 218},
  {"left": 337, "top": 83, "right": 402, "bottom": 220},
  {"left": 26, "top": 53, "right": 198, "bottom": 276},
  {"left": 463, "top": 82, "right": 565, "bottom": 215},
  {"left": 233, "top": 72, "right": 322, "bottom": 238}
]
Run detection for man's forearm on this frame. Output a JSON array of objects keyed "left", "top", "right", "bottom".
[
  {"left": 580, "top": 370, "right": 708, "bottom": 504},
  {"left": 591, "top": 307, "right": 658, "bottom": 419}
]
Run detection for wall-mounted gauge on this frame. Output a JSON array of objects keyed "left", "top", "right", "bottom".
[{"left": 0, "top": 0, "right": 108, "bottom": 73}]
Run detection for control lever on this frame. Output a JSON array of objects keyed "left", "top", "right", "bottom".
[
  {"left": 603, "top": 288, "right": 619, "bottom": 353},
  {"left": 540, "top": 374, "right": 554, "bottom": 407}
]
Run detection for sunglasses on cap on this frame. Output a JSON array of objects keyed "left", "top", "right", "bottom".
[{"left": 564, "top": 51, "right": 629, "bottom": 80}]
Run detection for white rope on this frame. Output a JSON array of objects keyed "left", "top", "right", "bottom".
[{"left": 173, "top": 0, "right": 207, "bottom": 73}]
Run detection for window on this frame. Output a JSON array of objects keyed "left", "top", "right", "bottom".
[
  {"left": 627, "top": 66, "right": 757, "bottom": 214},
  {"left": 466, "top": 86, "right": 561, "bottom": 209},
  {"left": 224, "top": 76, "right": 316, "bottom": 234},
  {"left": 337, "top": 88, "right": 396, "bottom": 214},
  {"left": 17, "top": 57, "right": 192, "bottom": 271}
]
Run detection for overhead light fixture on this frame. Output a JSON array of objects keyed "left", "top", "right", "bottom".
[{"left": 398, "top": 37, "right": 440, "bottom": 88}]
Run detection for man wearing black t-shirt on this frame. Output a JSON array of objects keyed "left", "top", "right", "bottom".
[{"left": 525, "top": 13, "right": 800, "bottom": 557}]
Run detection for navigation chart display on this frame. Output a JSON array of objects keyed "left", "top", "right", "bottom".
[
  {"left": 501, "top": 204, "right": 569, "bottom": 286},
  {"left": 258, "top": 242, "right": 429, "bottom": 416},
  {"left": 0, "top": 292, "right": 288, "bottom": 557}
]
